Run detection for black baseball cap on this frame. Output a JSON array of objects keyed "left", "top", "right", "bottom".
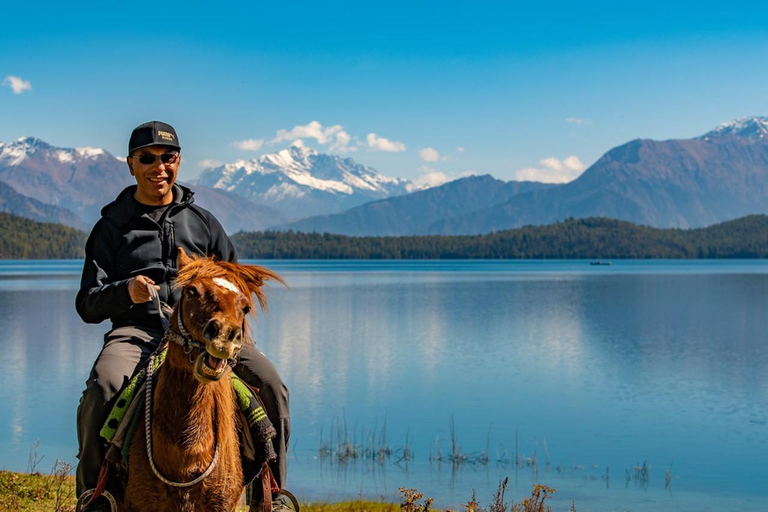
[{"left": 128, "top": 121, "right": 181, "bottom": 154}]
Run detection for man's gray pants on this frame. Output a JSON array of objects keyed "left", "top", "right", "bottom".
[{"left": 76, "top": 326, "right": 290, "bottom": 502}]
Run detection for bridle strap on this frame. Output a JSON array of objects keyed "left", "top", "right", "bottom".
[
  {"left": 174, "top": 295, "right": 191, "bottom": 338},
  {"left": 158, "top": 284, "right": 248, "bottom": 361},
  {"left": 164, "top": 300, "right": 206, "bottom": 352},
  {"left": 147, "top": 283, "right": 205, "bottom": 351}
]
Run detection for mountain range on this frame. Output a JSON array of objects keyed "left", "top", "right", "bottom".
[
  {"left": 0, "top": 137, "right": 285, "bottom": 233},
  {"left": 277, "top": 175, "right": 555, "bottom": 235},
  {"left": 280, "top": 116, "right": 768, "bottom": 235},
  {"left": 196, "top": 144, "right": 420, "bottom": 219},
  {"left": 0, "top": 180, "right": 86, "bottom": 229},
  {"left": 0, "top": 137, "right": 130, "bottom": 227},
  {"left": 428, "top": 118, "right": 768, "bottom": 234},
  {"left": 2, "top": 116, "right": 768, "bottom": 236}
]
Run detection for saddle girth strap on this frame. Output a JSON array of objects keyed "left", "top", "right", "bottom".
[{"left": 261, "top": 463, "right": 279, "bottom": 512}]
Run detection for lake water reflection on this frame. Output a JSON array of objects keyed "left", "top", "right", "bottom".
[{"left": 1, "top": 260, "right": 767, "bottom": 511}]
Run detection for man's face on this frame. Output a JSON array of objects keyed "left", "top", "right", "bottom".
[{"left": 127, "top": 145, "right": 180, "bottom": 206}]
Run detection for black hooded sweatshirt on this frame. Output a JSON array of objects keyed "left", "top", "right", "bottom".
[{"left": 76, "top": 184, "right": 236, "bottom": 331}]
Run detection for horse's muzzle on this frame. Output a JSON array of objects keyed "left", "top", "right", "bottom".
[
  {"left": 193, "top": 320, "right": 243, "bottom": 383},
  {"left": 193, "top": 352, "right": 230, "bottom": 383}
]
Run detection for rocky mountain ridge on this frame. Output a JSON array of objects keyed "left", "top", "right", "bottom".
[
  {"left": 4, "top": 116, "right": 768, "bottom": 237},
  {"left": 0, "top": 137, "right": 285, "bottom": 233},
  {"left": 197, "top": 144, "right": 421, "bottom": 219},
  {"left": 279, "top": 116, "right": 768, "bottom": 235},
  {"left": 276, "top": 174, "right": 555, "bottom": 235}
]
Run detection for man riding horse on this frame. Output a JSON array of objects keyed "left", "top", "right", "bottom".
[{"left": 76, "top": 121, "right": 293, "bottom": 511}]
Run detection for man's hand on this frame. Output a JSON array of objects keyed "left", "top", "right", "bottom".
[{"left": 127, "top": 275, "right": 160, "bottom": 303}]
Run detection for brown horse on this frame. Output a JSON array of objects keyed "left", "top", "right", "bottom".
[{"left": 122, "top": 248, "right": 283, "bottom": 512}]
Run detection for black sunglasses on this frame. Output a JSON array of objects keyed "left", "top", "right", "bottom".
[{"left": 133, "top": 152, "right": 180, "bottom": 165}]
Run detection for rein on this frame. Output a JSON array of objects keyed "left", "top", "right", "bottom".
[
  {"left": 145, "top": 350, "right": 220, "bottom": 488},
  {"left": 149, "top": 285, "right": 206, "bottom": 352},
  {"left": 144, "top": 285, "right": 220, "bottom": 488}
]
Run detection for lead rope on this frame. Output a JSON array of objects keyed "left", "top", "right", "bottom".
[
  {"left": 144, "top": 284, "right": 221, "bottom": 488},
  {"left": 147, "top": 283, "right": 172, "bottom": 332}
]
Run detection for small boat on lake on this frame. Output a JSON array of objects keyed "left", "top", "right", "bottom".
[{"left": 590, "top": 261, "right": 612, "bottom": 266}]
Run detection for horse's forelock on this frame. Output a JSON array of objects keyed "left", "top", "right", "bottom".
[{"left": 174, "top": 258, "right": 281, "bottom": 311}]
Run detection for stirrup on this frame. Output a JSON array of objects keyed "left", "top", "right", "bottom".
[
  {"left": 252, "top": 490, "right": 301, "bottom": 512},
  {"left": 75, "top": 489, "right": 117, "bottom": 512},
  {"left": 277, "top": 489, "right": 300, "bottom": 511}
]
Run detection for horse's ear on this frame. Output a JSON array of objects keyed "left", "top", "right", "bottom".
[
  {"left": 243, "top": 265, "right": 284, "bottom": 288},
  {"left": 237, "top": 264, "right": 285, "bottom": 310},
  {"left": 177, "top": 247, "right": 193, "bottom": 269}
]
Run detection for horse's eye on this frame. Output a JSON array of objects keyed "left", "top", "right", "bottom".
[
  {"left": 185, "top": 288, "right": 197, "bottom": 298},
  {"left": 242, "top": 305, "right": 251, "bottom": 314}
]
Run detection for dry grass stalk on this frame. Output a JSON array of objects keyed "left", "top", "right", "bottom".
[
  {"left": 47, "top": 460, "right": 74, "bottom": 512},
  {"left": 27, "top": 439, "right": 43, "bottom": 474},
  {"left": 399, "top": 487, "right": 433, "bottom": 512},
  {"left": 460, "top": 482, "right": 560, "bottom": 512}
]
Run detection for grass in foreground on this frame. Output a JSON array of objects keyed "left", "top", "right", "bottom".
[
  {"left": 299, "top": 501, "right": 400, "bottom": 512},
  {"left": 0, "top": 462, "right": 75, "bottom": 511},
  {"left": 0, "top": 467, "right": 566, "bottom": 512}
]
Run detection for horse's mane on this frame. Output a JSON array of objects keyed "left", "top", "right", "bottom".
[{"left": 173, "top": 256, "right": 284, "bottom": 311}]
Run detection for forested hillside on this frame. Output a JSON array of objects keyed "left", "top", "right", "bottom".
[
  {"left": 232, "top": 216, "right": 768, "bottom": 259},
  {"left": 0, "top": 212, "right": 87, "bottom": 259},
  {"left": 2, "top": 212, "right": 767, "bottom": 260}
]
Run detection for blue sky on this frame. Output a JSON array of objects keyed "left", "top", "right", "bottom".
[{"left": 2, "top": 1, "right": 768, "bottom": 186}]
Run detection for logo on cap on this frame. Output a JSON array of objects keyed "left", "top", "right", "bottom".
[{"left": 158, "top": 130, "right": 176, "bottom": 142}]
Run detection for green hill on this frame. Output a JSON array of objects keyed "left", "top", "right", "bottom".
[
  {"left": 0, "top": 212, "right": 87, "bottom": 259},
  {"left": 231, "top": 215, "right": 768, "bottom": 259},
  {"left": 2, "top": 212, "right": 767, "bottom": 260}
]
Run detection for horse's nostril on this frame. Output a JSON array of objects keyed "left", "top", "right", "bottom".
[
  {"left": 202, "top": 319, "right": 221, "bottom": 341},
  {"left": 229, "top": 326, "right": 242, "bottom": 343}
]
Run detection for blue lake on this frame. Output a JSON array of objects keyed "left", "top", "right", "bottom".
[{"left": 1, "top": 260, "right": 767, "bottom": 511}]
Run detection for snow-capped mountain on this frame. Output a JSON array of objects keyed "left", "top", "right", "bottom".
[
  {"left": 697, "top": 116, "right": 768, "bottom": 140},
  {"left": 0, "top": 136, "right": 132, "bottom": 224},
  {"left": 197, "top": 145, "right": 421, "bottom": 219},
  {"left": 271, "top": 116, "right": 768, "bottom": 235},
  {"left": 428, "top": 116, "right": 768, "bottom": 233},
  {"left": 0, "top": 136, "right": 111, "bottom": 166},
  {"left": 0, "top": 137, "right": 285, "bottom": 233}
]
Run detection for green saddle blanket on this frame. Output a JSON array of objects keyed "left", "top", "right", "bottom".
[{"left": 100, "top": 347, "right": 276, "bottom": 468}]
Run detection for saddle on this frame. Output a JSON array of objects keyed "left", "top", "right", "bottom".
[
  {"left": 100, "top": 346, "right": 276, "bottom": 485},
  {"left": 78, "top": 284, "right": 296, "bottom": 511}
]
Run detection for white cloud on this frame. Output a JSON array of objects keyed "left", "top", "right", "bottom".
[
  {"left": 539, "top": 157, "right": 565, "bottom": 172},
  {"left": 413, "top": 166, "right": 477, "bottom": 188},
  {"left": 232, "top": 139, "right": 265, "bottom": 151},
  {"left": 414, "top": 166, "right": 450, "bottom": 187},
  {"left": 566, "top": 117, "right": 592, "bottom": 126},
  {"left": 245, "top": 120, "right": 405, "bottom": 154},
  {"left": 419, "top": 147, "right": 441, "bottom": 162},
  {"left": 514, "top": 156, "right": 585, "bottom": 184},
  {"left": 366, "top": 133, "right": 406, "bottom": 152},
  {"left": 329, "top": 129, "right": 359, "bottom": 152},
  {"left": 273, "top": 120, "right": 340, "bottom": 145},
  {"left": 271, "top": 120, "right": 359, "bottom": 152},
  {"left": 456, "top": 146, "right": 465, "bottom": 153},
  {"left": 562, "top": 155, "right": 583, "bottom": 171},
  {"left": 3, "top": 76, "right": 32, "bottom": 94},
  {"left": 198, "top": 159, "right": 223, "bottom": 168}
]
